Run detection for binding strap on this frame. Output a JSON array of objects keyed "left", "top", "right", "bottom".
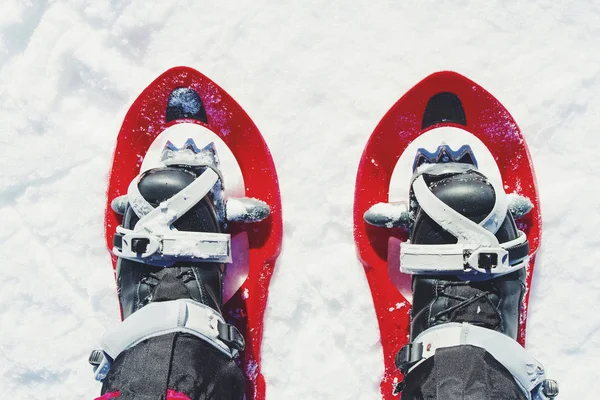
[
  {"left": 91, "top": 299, "right": 244, "bottom": 381},
  {"left": 113, "top": 168, "right": 232, "bottom": 266},
  {"left": 401, "top": 171, "right": 529, "bottom": 277},
  {"left": 395, "top": 323, "right": 557, "bottom": 399}
]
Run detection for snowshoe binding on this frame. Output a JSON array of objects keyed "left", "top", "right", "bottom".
[
  {"left": 91, "top": 140, "right": 269, "bottom": 390},
  {"left": 98, "top": 67, "right": 282, "bottom": 400},
  {"left": 365, "top": 144, "right": 558, "bottom": 399}
]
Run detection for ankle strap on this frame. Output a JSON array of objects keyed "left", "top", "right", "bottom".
[
  {"left": 91, "top": 300, "right": 244, "bottom": 381},
  {"left": 396, "top": 323, "right": 557, "bottom": 399}
]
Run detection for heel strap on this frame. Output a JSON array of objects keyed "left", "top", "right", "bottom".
[
  {"left": 396, "top": 323, "right": 556, "bottom": 399},
  {"left": 91, "top": 299, "right": 244, "bottom": 381}
]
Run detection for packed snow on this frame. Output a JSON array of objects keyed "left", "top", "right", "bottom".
[{"left": 1, "top": 1, "right": 599, "bottom": 399}]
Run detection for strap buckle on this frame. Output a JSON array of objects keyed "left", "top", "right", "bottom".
[
  {"left": 392, "top": 343, "right": 423, "bottom": 396},
  {"left": 217, "top": 321, "right": 245, "bottom": 357},
  {"left": 114, "top": 231, "right": 161, "bottom": 259},
  {"left": 465, "top": 247, "right": 510, "bottom": 274},
  {"left": 541, "top": 379, "right": 559, "bottom": 398},
  {"left": 113, "top": 227, "right": 232, "bottom": 266},
  {"left": 89, "top": 349, "right": 112, "bottom": 381},
  {"left": 395, "top": 342, "right": 423, "bottom": 374}
]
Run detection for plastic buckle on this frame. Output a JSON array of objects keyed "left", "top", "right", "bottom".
[
  {"left": 218, "top": 321, "right": 246, "bottom": 355},
  {"left": 465, "top": 247, "right": 510, "bottom": 274},
  {"left": 88, "top": 349, "right": 103, "bottom": 366},
  {"left": 90, "top": 350, "right": 112, "bottom": 382},
  {"left": 395, "top": 342, "right": 423, "bottom": 374},
  {"left": 131, "top": 238, "right": 151, "bottom": 254},
  {"left": 114, "top": 227, "right": 161, "bottom": 259},
  {"left": 542, "top": 379, "right": 559, "bottom": 398}
]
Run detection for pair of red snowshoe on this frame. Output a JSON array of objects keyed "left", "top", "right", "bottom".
[{"left": 99, "top": 67, "right": 544, "bottom": 400}]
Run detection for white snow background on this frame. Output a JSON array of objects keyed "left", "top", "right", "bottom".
[{"left": 0, "top": 1, "right": 598, "bottom": 398}]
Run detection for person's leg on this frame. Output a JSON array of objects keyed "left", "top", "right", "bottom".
[
  {"left": 390, "top": 158, "right": 558, "bottom": 399},
  {"left": 401, "top": 345, "right": 527, "bottom": 399},
  {"left": 92, "top": 141, "right": 267, "bottom": 400},
  {"left": 100, "top": 334, "right": 244, "bottom": 400}
]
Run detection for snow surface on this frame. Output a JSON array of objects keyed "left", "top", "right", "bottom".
[{"left": 1, "top": 1, "right": 599, "bottom": 399}]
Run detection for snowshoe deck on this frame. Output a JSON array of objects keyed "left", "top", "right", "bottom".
[
  {"left": 105, "top": 67, "right": 282, "bottom": 400},
  {"left": 353, "top": 71, "right": 541, "bottom": 399}
]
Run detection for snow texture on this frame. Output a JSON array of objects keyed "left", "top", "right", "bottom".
[{"left": 0, "top": 1, "right": 598, "bottom": 399}]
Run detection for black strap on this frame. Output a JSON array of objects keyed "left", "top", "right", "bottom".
[
  {"left": 506, "top": 237, "right": 529, "bottom": 265},
  {"left": 217, "top": 322, "right": 245, "bottom": 351},
  {"left": 393, "top": 343, "right": 424, "bottom": 396},
  {"left": 113, "top": 232, "right": 123, "bottom": 250},
  {"left": 395, "top": 342, "right": 423, "bottom": 374}
]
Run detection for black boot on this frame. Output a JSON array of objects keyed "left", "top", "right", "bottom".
[
  {"left": 400, "top": 167, "right": 530, "bottom": 400},
  {"left": 116, "top": 165, "right": 226, "bottom": 318},
  {"left": 408, "top": 168, "right": 527, "bottom": 342},
  {"left": 94, "top": 141, "right": 253, "bottom": 400},
  {"left": 367, "top": 146, "right": 558, "bottom": 400}
]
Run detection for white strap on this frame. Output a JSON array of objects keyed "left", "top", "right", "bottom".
[
  {"left": 400, "top": 232, "right": 528, "bottom": 276},
  {"left": 410, "top": 323, "right": 546, "bottom": 399},
  {"left": 413, "top": 175, "right": 499, "bottom": 245},
  {"left": 138, "top": 168, "right": 219, "bottom": 232},
  {"left": 479, "top": 175, "right": 508, "bottom": 234},
  {"left": 127, "top": 177, "right": 155, "bottom": 218},
  {"left": 101, "top": 299, "right": 234, "bottom": 360},
  {"left": 114, "top": 226, "right": 231, "bottom": 265},
  {"left": 400, "top": 174, "right": 528, "bottom": 277},
  {"left": 113, "top": 168, "right": 232, "bottom": 266}
]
